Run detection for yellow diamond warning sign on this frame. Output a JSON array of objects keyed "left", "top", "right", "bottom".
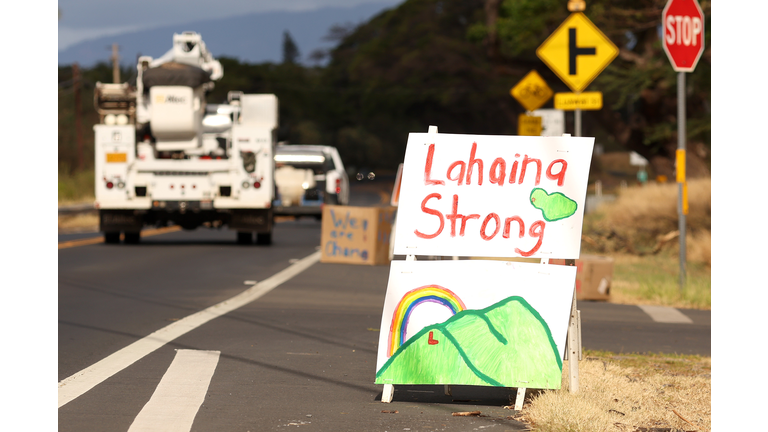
[
  {"left": 536, "top": 12, "right": 618, "bottom": 93},
  {"left": 510, "top": 70, "right": 553, "bottom": 112}
]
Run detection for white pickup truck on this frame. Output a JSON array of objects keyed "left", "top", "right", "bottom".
[{"left": 273, "top": 145, "right": 349, "bottom": 218}]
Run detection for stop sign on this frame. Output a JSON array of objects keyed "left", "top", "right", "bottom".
[{"left": 662, "top": 0, "right": 705, "bottom": 72}]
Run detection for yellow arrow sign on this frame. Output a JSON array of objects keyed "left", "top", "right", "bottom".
[
  {"left": 536, "top": 12, "right": 618, "bottom": 93},
  {"left": 518, "top": 114, "right": 542, "bottom": 136},
  {"left": 510, "top": 70, "right": 553, "bottom": 112},
  {"left": 554, "top": 92, "right": 603, "bottom": 110}
]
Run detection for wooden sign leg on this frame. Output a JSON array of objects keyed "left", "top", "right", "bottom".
[
  {"left": 382, "top": 384, "right": 394, "bottom": 403},
  {"left": 514, "top": 387, "right": 526, "bottom": 410},
  {"left": 567, "top": 285, "right": 580, "bottom": 393}
]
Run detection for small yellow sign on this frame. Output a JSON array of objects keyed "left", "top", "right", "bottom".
[
  {"left": 510, "top": 70, "right": 554, "bottom": 112},
  {"left": 554, "top": 92, "right": 603, "bottom": 110},
  {"left": 106, "top": 152, "right": 127, "bottom": 163},
  {"left": 536, "top": 12, "right": 619, "bottom": 93},
  {"left": 676, "top": 149, "right": 686, "bottom": 183},
  {"left": 518, "top": 114, "right": 542, "bottom": 136}
]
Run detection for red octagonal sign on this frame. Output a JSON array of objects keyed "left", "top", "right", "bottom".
[{"left": 662, "top": 0, "right": 705, "bottom": 72}]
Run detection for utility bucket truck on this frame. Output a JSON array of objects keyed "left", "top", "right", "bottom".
[{"left": 93, "top": 32, "right": 278, "bottom": 245}]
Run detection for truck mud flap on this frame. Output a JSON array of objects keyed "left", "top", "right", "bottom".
[
  {"left": 229, "top": 209, "right": 273, "bottom": 233},
  {"left": 100, "top": 210, "right": 144, "bottom": 232}
]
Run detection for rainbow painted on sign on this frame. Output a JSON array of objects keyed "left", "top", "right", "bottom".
[{"left": 387, "top": 285, "right": 467, "bottom": 357}]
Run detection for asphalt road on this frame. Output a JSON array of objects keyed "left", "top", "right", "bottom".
[{"left": 58, "top": 179, "right": 710, "bottom": 431}]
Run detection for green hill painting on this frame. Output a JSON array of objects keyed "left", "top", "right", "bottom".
[{"left": 375, "top": 296, "right": 563, "bottom": 389}]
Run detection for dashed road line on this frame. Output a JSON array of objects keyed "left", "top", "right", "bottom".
[
  {"left": 638, "top": 305, "right": 693, "bottom": 324},
  {"left": 58, "top": 250, "right": 321, "bottom": 408},
  {"left": 128, "top": 350, "right": 220, "bottom": 432}
]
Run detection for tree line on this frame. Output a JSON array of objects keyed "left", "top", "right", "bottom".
[{"left": 59, "top": 0, "right": 710, "bottom": 179}]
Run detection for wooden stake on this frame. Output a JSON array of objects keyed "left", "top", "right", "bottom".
[
  {"left": 514, "top": 387, "right": 526, "bottom": 411},
  {"left": 112, "top": 44, "right": 121, "bottom": 83}
]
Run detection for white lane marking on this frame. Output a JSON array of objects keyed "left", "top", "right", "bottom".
[
  {"left": 638, "top": 305, "right": 693, "bottom": 324},
  {"left": 128, "top": 350, "right": 220, "bottom": 432},
  {"left": 58, "top": 250, "right": 321, "bottom": 408}
]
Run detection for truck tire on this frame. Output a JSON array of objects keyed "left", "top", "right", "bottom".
[
  {"left": 104, "top": 232, "right": 120, "bottom": 244},
  {"left": 124, "top": 232, "right": 141, "bottom": 244},
  {"left": 236, "top": 231, "right": 253, "bottom": 244},
  {"left": 256, "top": 231, "right": 272, "bottom": 245}
]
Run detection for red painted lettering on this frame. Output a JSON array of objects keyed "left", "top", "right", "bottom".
[
  {"left": 445, "top": 194, "right": 479, "bottom": 237},
  {"left": 480, "top": 213, "right": 501, "bottom": 240},
  {"left": 508, "top": 154, "right": 520, "bottom": 184},
  {"left": 447, "top": 161, "right": 466, "bottom": 185},
  {"left": 515, "top": 220, "right": 545, "bottom": 257},
  {"left": 546, "top": 159, "right": 567, "bottom": 186},
  {"left": 503, "top": 216, "right": 525, "bottom": 239},
  {"left": 489, "top": 158, "right": 506, "bottom": 186},
  {"left": 424, "top": 143, "right": 445, "bottom": 185},
  {"left": 519, "top": 155, "right": 542, "bottom": 186},
  {"left": 414, "top": 193, "right": 444, "bottom": 239},
  {"left": 466, "top": 142, "right": 483, "bottom": 185}
]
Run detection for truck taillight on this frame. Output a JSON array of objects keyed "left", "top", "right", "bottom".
[
  {"left": 253, "top": 181, "right": 261, "bottom": 189},
  {"left": 106, "top": 181, "right": 114, "bottom": 189},
  {"left": 335, "top": 178, "right": 341, "bottom": 194}
]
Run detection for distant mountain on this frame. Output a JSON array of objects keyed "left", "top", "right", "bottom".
[{"left": 57, "top": 2, "right": 398, "bottom": 67}]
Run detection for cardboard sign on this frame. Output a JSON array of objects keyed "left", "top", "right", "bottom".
[
  {"left": 393, "top": 133, "right": 594, "bottom": 259},
  {"left": 320, "top": 205, "right": 396, "bottom": 265},
  {"left": 375, "top": 259, "right": 576, "bottom": 389}
]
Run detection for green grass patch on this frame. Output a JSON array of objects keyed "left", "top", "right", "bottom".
[
  {"left": 611, "top": 252, "right": 711, "bottom": 310},
  {"left": 58, "top": 167, "right": 94, "bottom": 205}
]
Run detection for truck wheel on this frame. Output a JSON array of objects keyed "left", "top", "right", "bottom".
[
  {"left": 256, "top": 231, "right": 272, "bottom": 245},
  {"left": 237, "top": 231, "right": 253, "bottom": 244},
  {"left": 104, "top": 232, "right": 120, "bottom": 244},
  {"left": 124, "top": 232, "right": 141, "bottom": 244}
]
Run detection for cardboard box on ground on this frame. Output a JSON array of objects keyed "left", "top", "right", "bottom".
[
  {"left": 550, "top": 254, "right": 614, "bottom": 301},
  {"left": 320, "top": 205, "right": 396, "bottom": 265}
]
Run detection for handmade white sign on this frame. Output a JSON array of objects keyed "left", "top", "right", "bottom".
[
  {"left": 375, "top": 259, "right": 577, "bottom": 389},
  {"left": 393, "top": 133, "right": 594, "bottom": 259}
]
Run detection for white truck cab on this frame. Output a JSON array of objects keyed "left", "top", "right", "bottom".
[{"left": 273, "top": 145, "right": 349, "bottom": 217}]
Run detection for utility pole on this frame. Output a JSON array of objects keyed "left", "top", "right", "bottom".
[
  {"left": 73, "top": 63, "right": 83, "bottom": 171},
  {"left": 111, "top": 43, "right": 120, "bottom": 83}
]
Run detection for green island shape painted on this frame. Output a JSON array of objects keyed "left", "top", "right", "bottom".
[
  {"left": 375, "top": 296, "right": 563, "bottom": 389},
  {"left": 530, "top": 188, "right": 578, "bottom": 222}
]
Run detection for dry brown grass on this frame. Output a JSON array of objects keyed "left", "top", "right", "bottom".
[
  {"left": 520, "top": 352, "right": 711, "bottom": 432},
  {"left": 58, "top": 213, "right": 99, "bottom": 232},
  {"left": 583, "top": 178, "right": 710, "bottom": 266}
]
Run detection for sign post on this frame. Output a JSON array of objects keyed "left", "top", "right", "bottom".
[
  {"left": 662, "top": 0, "right": 705, "bottom": 292},
  {"left": 536, "top": 9, "right": 618, "bottom": 137}
]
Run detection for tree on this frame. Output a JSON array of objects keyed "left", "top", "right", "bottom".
[
  {"left": 282, "top": 31, "right": 300, "bottom": 64},
  {"left": 489, "top": 0, "right": 711, "bottom": 179}
]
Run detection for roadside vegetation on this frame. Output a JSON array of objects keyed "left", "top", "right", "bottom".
[
  {"left": 581, "top": 178, "right": 711, "bottom": 310},
  {"left": 519, "top": 350, "right": 711, "bottom": 432},
  {"left": 517, "top": 179, "right": 711, "bottom": 431},
  {"left": 58, "top": 166, "right": 94, "bottom": 205}
]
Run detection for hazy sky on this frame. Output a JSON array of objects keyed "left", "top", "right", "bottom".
[{"left": 58, "top": 0, "right": 401, "bottom": 50}]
